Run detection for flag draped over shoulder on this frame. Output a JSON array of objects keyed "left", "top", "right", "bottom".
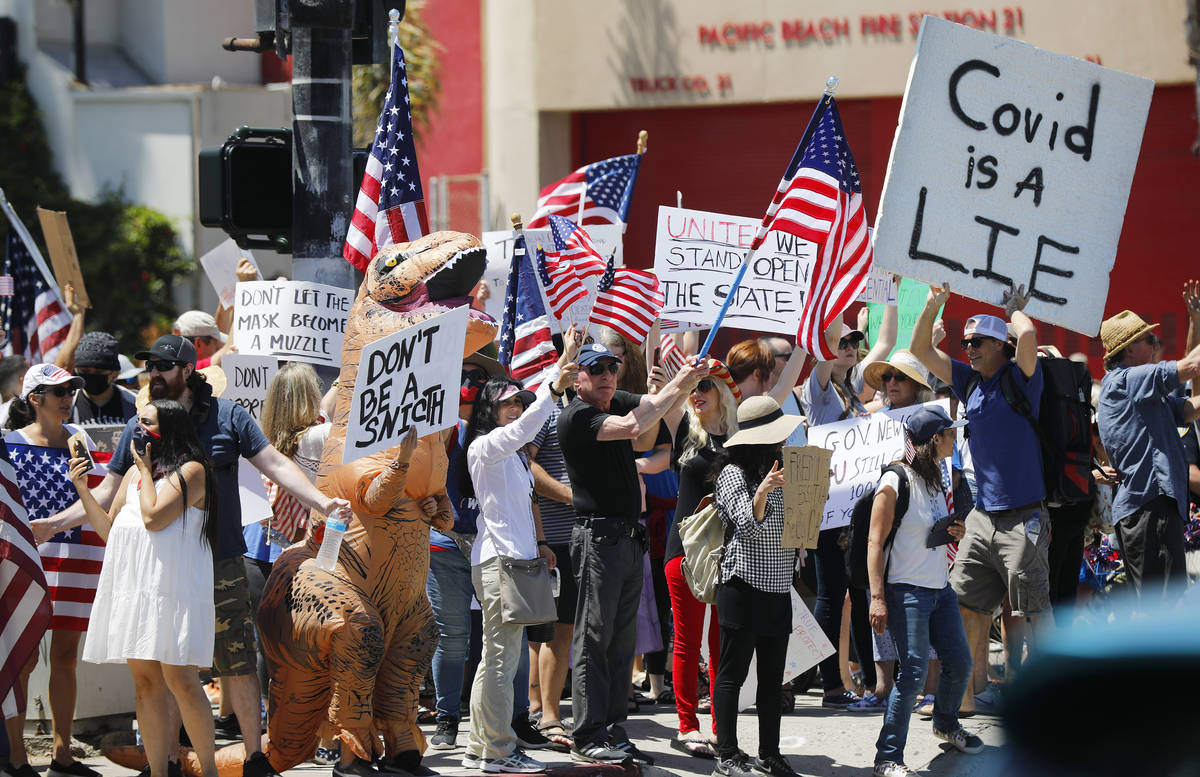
[
  {"left": 498, "top": 235, "right": 557, "bottom": 389},
  {"left": 588, "top": 253, "right": 665, "bottom": 346},
  {"left": 535, "top": 244, "right": 587, "bottom": 323},
  {"left": 0, "top": 439, "right": 51, "bottom": 720},
  {"left": 750, "top": 97, "right": 873, "bottom": 361},
  {"left": 343, "top": 42, "right": 429, "bottom": 272},
  {"left": 0, "top": 230, "right": 71, "bottom": 364},
  {"left": 527, "top": 154, "right": 642, "bottom": 229}
]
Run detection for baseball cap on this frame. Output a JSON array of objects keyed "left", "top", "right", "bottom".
[
  {"left": 963, "top": 315, "right": 1008, "bottom": 343},
  {"left": 576, "top": 343, "right": 622, "bottom": 367},
  {"left": 174, "top": 310, "right": 227, "bottom": 343},
  {"left": 497, "top": 383, "right": 536, "bottom": 407},
  {"left": 840, "top": 323, "right": 865, "bottom": 343},
  {"left": 135, "top": 334, "right": 199, "bottom": 366},
  {"left": 904, "top": 405, "right": 966, "bottom": 445},
  {"left": 22, "top": 363, "right": 84, "bottom": 399}
]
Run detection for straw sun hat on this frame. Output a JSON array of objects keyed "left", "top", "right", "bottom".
[
  {"left": 1100, "top": 310, "right": 1158, "bottom": 359},
  {"left": 863, "top": 350, "right": 932, "bottom": 393},
  {"left": 723, "top": 395, "right": 803, "bottom": 447}
]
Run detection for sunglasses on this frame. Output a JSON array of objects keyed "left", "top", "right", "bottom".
[
  {"left": 960, "top": 336, "right": 991, "bottom": 350},
  {"left": 692, "top": 379, "right": 716, "bottom": 393},
  {"left": 838, "top": 338, "right": 857, "bottom": 350},
  {"left": 146, "top": 360, "right": 181, "bottom": 373},
  {"left": 34, "top": 385, "right": 73, "bottom": 398},
  {"left": 879, "top": 371, "right": 909, "bottom": 383},
  {"left": 772, "top": 351, "right": 792, "bottom": 361},
  {"left": 461, "top": 369, "right": 488, "bottom": 387},
  {"left": 586, "top": 361, "right": 621, "bottom": 376}
]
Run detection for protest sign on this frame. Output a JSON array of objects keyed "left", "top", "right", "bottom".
[
  {"left": 35, "top": 207, "right": 90, "bottom": 308},
  {"left": 736, "top": 590, "right": 834, "bottom": 711},
  {"left": 866, "top": 278, "right": 943, "bottom": 358},
  {"left": 781, "top": 445, "right": 832, "bottom": 549},
  {"left": 220, "top": 354, "right": 278, "bottom": 423},
  {"left": 200, "top": 239, "right": 261, "bottom": 308},
  {"left": 238, "top": 460, "right": 273, "bottom": 527},
  {"left": 653, "top": 206, "right": 815, "bottom": 335},
  {"left": 872, "top": 16, "right": 1153, "bottom": 337},
  {"left": 808, "top": 400, "right": 948, "bottom": 530},
  {"left": 232, "top": 280, "right": 351, "bottom": 367},
  {"left": 855, "top": 267, "right": 897, "bottom": 305},
  {"left": 343, "top": 305, "right": 468, "bottom": 463}
]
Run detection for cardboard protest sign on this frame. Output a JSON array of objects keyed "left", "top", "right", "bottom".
[
  {"left": 220, "top": 354, "right": 278, "bottom": 423},
  {"left": 736, "top": 590, "right": 835, "bottom": 711},
  {"left": 232, "top": 280, "right": 351, "bottom": 367},
  {"left": 855, "top": 267, "right": 897, "bottom": 305},
  {"left": 781, "top": 445, "right": 833, "bottom": 549},
  {"left": 654, "top": 206, "right": 815, "bottom": 335},
  {"left": 866, "top": 278, "right": 944, "bottom": 358},
  {"left": 808, "top": 400, "right": 948, "bottom": 530},
  {"left": 343, "top": 305, "right": 468, "bottom": 463},
  {"left": 872, "top": 16, "right": 1153, "bottom": 337},
  {"left": 35, "top": 208, "right": 89, "bottom": 308},
  {"left": 200, "top": 239, "right": 260, "bottom": 308}
]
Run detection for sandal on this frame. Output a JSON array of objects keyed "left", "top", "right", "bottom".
[
  {"left": 656, "top": 688, "right": 676, "bottom": 705},
  {"left": 670, "top": 736, "right": 716, "bottom": 759},
  {"left": 536, "top": 720, "right": 573, "bottom": 753}
]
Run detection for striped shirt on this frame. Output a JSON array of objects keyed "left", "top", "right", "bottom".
[
  {"left": 714, "top": 463, "right": 795, "bottom": 594},
  {"left": 532, "top": 404, "right": 576, "bottom": 546}
]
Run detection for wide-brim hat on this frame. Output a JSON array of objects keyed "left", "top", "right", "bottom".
[
  {"left": 464, "top": 350, "right": 505, "bottom": 378},
  {"left": 135, "top": 365, "right": 226, "bottom": 410},
  {"left": 863, "top": 350, "right": 932, "bottom": 392},
  {"left": 724, "top": 395, "right": 803, "bottom": 447},
  {"left": 1101, "top": 310, "right": 1158, "bottom": 359}
]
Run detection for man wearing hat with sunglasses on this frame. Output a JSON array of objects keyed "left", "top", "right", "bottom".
[
  {"left": 1096, "top": 309, "right": 1200, "bottom": 601},
  {"left": 557, "top": 343, "right": 709, "bottom": 765},
  {"left": 910, "top": 281, "right": 1049, "bottom": 712}
]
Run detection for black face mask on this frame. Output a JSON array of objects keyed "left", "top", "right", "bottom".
[{"left": 79, "top": 373, "right": 111, "bottom": 396}]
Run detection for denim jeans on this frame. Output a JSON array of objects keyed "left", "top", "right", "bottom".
[{"left": 875, "top": 583, "right": 972, "bottom": 765}]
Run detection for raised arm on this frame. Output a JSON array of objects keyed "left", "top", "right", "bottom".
[
  {"left": 1183, "top": 280, "right": 1200, "bottom": 356},
  {"left": 1004, "top": 283, "right": 1038, "bottom": 378},
  {"left": 910, "top": 283, "right": 954, "bottom": 386},
  {"left": 861, "top": 297, "right": 899, "bottom": 367},
  {"left": 137, "top": 459, "right": 207, "bottom": 531},
  {"left": 596, "top": 359, "right": 710, "bottom": 443},
  {"left": 53, "top": 283, "right": 86, "bottom": 372},
  {"left": 768, "top": 345, "right": 809, "bottom": 407},
  {"left": 67, "top": 458, "right": 129, "bottom": 542},
  {"left": 811, "top": 318, "right": 846, "bottom": 389}
]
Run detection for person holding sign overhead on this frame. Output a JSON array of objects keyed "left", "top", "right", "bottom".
[
  {"left": 908, "top": 281, "right": 1048, "bottom": 716},
  {"left": 458, "top": 327, "right": 580, "bottom": 774}
]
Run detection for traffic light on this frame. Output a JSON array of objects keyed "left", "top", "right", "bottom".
[{"left": 198, "top": 126, "right": 292, "bottom": 252}]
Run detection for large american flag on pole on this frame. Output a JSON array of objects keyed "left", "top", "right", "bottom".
[
  {"left": 0, "top": 439, "right": 51, "bottom": 720},
  {"left": 1, "top": 230, "right": 72, "bottom": 363},
  {"left": 588, "top": 253, "right": 665, "bottom": 346},
  {"left": 498, "top": 235, "right": 558, "bottom": 389},
  {"left": 749, "top": 97, "right": 872, "bottom": 361},
  {"left": 535, "top": 243, "right": 587, "bottom": 323},
  {"left": 527, "top": 154, "right": 642, "bottom": 229},
  {"left": 343, "top": 41, "right": 429, "bottom": 273}
]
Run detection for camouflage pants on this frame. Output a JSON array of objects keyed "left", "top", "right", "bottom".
[{"left": 213, "top": 555, "right": 258, "bottom": 677}]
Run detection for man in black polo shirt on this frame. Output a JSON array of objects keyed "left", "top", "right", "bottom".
[{"left": 558, "top": 343, "right": 708, "bottom": 764}]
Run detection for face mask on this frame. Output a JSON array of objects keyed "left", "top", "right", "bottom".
[
  {"left": 131, "top": 423, "right": 161, "bottom": 456},
  {"left": 79, "top": 373, "right": 111, "bottom": 395}
]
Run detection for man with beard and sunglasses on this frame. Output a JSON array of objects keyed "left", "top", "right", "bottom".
[
  {"left": 36, "top": 334, "right": 351, "bottom": 777},
  {"left": 557, "top": 343, "right": 710, "bottom": 765}
]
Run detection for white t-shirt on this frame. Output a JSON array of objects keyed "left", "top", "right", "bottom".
[{"left": 880, "top": 464, "right": 949, "bottom": 590}]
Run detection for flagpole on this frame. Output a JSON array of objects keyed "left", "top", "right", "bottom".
[
  {"left": 387, "top": 8, "right": 400, "bottom": 75},
  {"left": 617, "top": 130, "right": 648, "bottom": 226},
  {"left": 695, "top": 76, "right": 839, "bottom": 362},
  {"left": 0, "top": 188, "right": 63, "bottom": 299}
]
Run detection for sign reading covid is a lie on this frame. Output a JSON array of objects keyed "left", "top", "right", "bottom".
[
  {"left": 653, "top": 206, "right": 815, "bottom": 335},
  {"left": 872, "top": 16, "right": 1153, "bottom": 336},
  {"left": 809, "top": 400, "right": 948, "bottom": 530},
  {"left": 342, "top": 305, "right": 468, "bottom": 464},
  {"left": 233, "top": 281, "right": 352, "bottom": 367}
]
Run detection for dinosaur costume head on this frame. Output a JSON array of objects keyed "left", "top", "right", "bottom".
[{"left": 365, "top": 230, "right": 493, "bottom": 322}]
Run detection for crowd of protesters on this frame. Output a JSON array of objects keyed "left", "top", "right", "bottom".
[{"left": 2, "top": 271, "right": 1200, "bottom": 777}]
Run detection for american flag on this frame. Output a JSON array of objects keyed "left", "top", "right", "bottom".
[
  {"left": 0, "top": 439, "right": 51, "bottom": 719},
  {"left": 749, "top": 98, "right": 873, "bottom": 361},
  {"left": 527, "top": 154, "right": 643, "bottom": 229},
  {"left": 588, "top": 254, "right": 665, "bottom": 345},
  {"left": 547, "top": 215, "right": 607, "bottom": 279},
  {"left": 535, "top": 243, "right": 587, "bottom": 323},
  {"left": 343, "top": 41, "right": 429, "bottom": 273},
  {"left": 498, "top": 235, "right": 558, "bottom": 388},
  {"left": 659, "top": 333, "right": 690, "bottom": 378},
  {"left": 0, "top": 275, "right": 13, "bottom": 296},
  {"left": 1, "top": 231, "right": 72, "bottom": 363}
]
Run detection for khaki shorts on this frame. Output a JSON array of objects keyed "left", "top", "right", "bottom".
[
  {"left": 213, "top": 556, "right": 258, "bottom": 677},
  {"left": 949, "top": 504, "right": 1051, "bottom": 617}
]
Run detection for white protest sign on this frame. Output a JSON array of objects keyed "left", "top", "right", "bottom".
[
  {"left": 200, "top": 239, "right": 260, "bottom": 308},
  {"left": 233, "top": 280, "right": 352, "bottom": 367},
  {"left": 238, "top": 460, "right": 273, "bottom": 526},
  {"left": 482, "top": 230, "right": 549, "bottom": 326},
  {"left": 220, "top": 354, "right": 278, "bottom": 423},
  {"left": 856, "top": 267, "right": 898, "bottom": 305},
  {"left": 653, "top": 206, "right": 814, "bottom": 335},
  {"left": 343, "top": 305, "right": 468, "bottom": 463},
  {"left": 808, "top": 400, "right": 948, "bottom": 530},
  {"left": 872, "top": 15, "right": 1153, "bottom": 336},
  {"left": 736, "top": 591, "right": 835, "bottom": 711}
]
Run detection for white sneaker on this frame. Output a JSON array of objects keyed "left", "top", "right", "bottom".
[
  {"left": 933, "top": 725, "right": 985, "bottom": 754},
  {"left": 481, "top": 749, "right": 546, "bottom": 774},
  {"left": 872, "top": 762, "right": 918, "bottom": 776},
  {"left": 461, "top": 753, "right": 482, "bottom": 770}
]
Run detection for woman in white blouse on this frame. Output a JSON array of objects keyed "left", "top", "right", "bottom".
[
  {"left": 459, "top": 330, "right": 579, "bottom": 774},
  {"left": 866, "top": 405, "right": 982, "bottom": 777}
]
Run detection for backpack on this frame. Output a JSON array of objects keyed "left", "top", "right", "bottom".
[
  {"left": 965, "top": 357, "right": 1095, "bottom": 507},
  {"left": 845, "top": 464, "right": 910, "bottom": 590}
]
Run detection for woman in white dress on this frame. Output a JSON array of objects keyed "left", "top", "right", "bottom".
[{"left": 68, "top": 399, "right": 219, "bottom": 777}]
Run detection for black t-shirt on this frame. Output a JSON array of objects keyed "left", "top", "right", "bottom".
[
  {"left": 71, "top": 386, "right": 138, "bottom": 427},
  {"left": 558, "top": 390, "right": 643, "bottom": 523},
  {"left": 665, "top": 412, "right": 726, "bottom": 562},
  {"left": 1183, "top": 423, "right": 1200, "bottom": 503}
]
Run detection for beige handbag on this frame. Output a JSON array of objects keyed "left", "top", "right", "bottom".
[
  {"left": 497, "top": 555, "right": 557, "bottom": 625},
  {"left": 678, "top": 495, "right": 729, "bottom": 605}
]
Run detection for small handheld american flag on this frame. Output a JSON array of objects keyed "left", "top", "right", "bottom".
[
  {"left": 535, "top": 243, "right": 587, "bottom": 323},
  {"left": 498, "top": 235, "right": 558, "bottom": 389},
  {"left": 547, "top": 215, "right": 607, "bottom": 279},
  {"left": 588, "top": 252, "right": 666, "bottom": 346}
]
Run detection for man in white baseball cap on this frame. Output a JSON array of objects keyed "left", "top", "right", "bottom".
[{"left": 174, "top": 310, "right": 232, "bottom": 368}]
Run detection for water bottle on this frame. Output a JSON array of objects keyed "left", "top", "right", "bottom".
[
  {"left": 550, "top": 566, "right": 561, "bottom": 598},
  {"left": 315, "top": 516, "right": 349, "bottom": 571}
]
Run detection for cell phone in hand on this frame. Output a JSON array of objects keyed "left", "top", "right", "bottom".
[
  {"left": 68, "top": 431, "right": 94, "bottom": 469},
  {"left": 652, "top": 346, "right": 661, "bottom": 367}
]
